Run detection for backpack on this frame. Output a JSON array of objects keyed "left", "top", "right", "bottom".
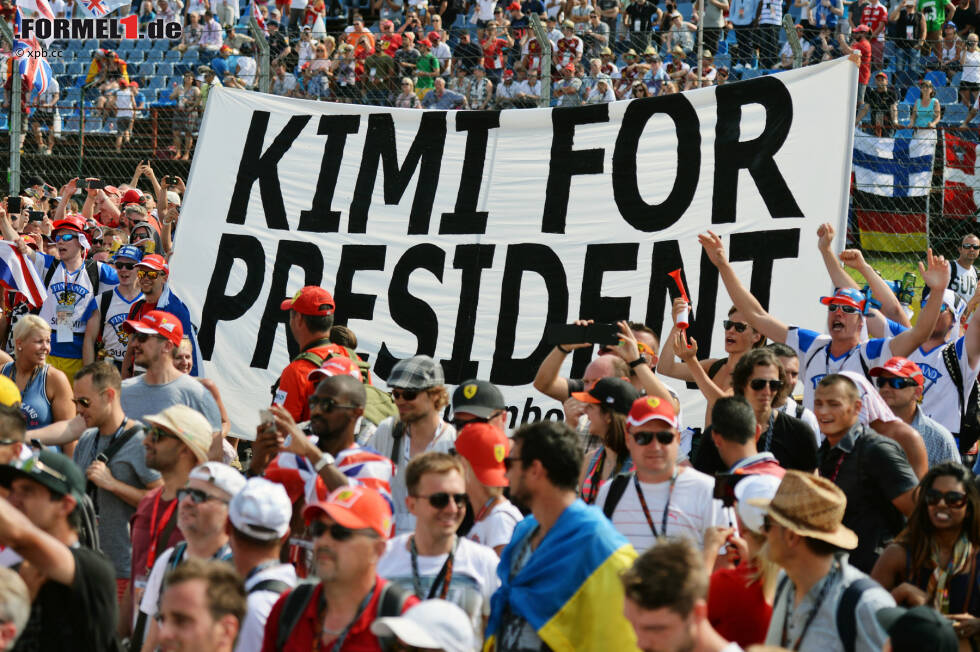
[
  {"left": 775, "top": 573, "right": 878, "bottom": 652},
  {"left": 803, "top": 343, "right": 872, "bottom": 383},
  {"left": 40, "top": 258, "right": 102, "bottom": 304},
  {"left": 273, "top": 580, "right": 412, "bottom": 651},
  {"left": 602, "top": 473, "right": 633, "bottom": 519},
  {"left": 249, "top": 579, "right": 293, "bottom": 595},
  {"left": 940, "top": 341, "right": 980, "bottom": 455}
]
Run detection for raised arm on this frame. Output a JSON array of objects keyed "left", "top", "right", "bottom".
[
  {"left": 887, "top": 249, "right": 950, "bottom": 358},
  {"left": 817, "top": 222, "right": 859, "bottom": 291},
  {"left": 698, "top": 230, "right": 789, "bottom": 343},
  {"left": 839, "top": 249, "right": 911, "bottom": 327},
  {"left": 532, "top": 319, "right": 593, "bottom": 401},
  {"left": 675, "top": 331, "right": 732, "bottom": 407},
  {"left": 0, "top": 495, "right": 76, "bottom": 586},
  {"left": 964, "top": 290, "right": 980, "bottom": 368},
  {"left": 614, "top": 321, "right": 680, "bottom": 412}
]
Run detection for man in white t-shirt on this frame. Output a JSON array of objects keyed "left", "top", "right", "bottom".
[
  {"left": 228, "top": 478, "right": 297, "bottom": 652},
  {"left": 455, "top": 422, "right": 523, "bottom": 555},
  {"left": 700, "top": 231, "right": 948, "bottom": 409},
  {"left": 596, "top": 397, "right": 727, "bottom": 554},
  {"left": 949, "top": 234, "right": 979, "bottom": 305},
  {"left": 377, "top": 452, "right": 499, "bottom": 640}
]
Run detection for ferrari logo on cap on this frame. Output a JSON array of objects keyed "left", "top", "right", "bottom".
[
  {"left": 493, "top": 444, "right": 505, "bottom": 462},
  {"left": 463, "top": 384, "right": 477, "bottom": 399},
  {"left": 333, "top": 488, "right": 360, "bottom": 507},
  {"left": 292, "top": 289, "right": 302, "bottom": 301},
  {"left": 647, "top": 397, "right": 661, "bottom": 408}
]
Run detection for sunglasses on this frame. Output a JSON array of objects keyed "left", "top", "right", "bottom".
[
  {"left": 308, "top": 395, "right": 358, "bottom": 412},
  {"left": 875, "top": 376, "right": 918, "bottom": 389},
  {"left": 503, "top": 456, "right": 522, "bottom": 471},
  {"left": 137, "top": 269, "right": 163, "bottom": 280},
  {"left": 762, "top": 515, "right": 773, "bottom": 532},
  {"left": 132, "top": 332, "right": 163, "bottom": 344},
  {"left": 308, "top": 520, "right": 375, "bottom": 541},
  {"left": 632, "top": 430, "right": 675, "bottom": 446},
  {"left": 391, "top": 388, "right": 421, "bottom": 401},
  {"left": 414, "top": 492, "right": 467, "bottom": 509},
  {"left": 177, "top": 487, "right": 228, "bottom": 504},
  {"left": 148, "top": 426, "right": 179, "bottom": 443},
  {"left": 71, "top": 396, "right": 93, "bottom": 408},
  {"left": 963, "top": 244, "right": 980, "bottom": 250},
  {"left": 749, "top": 378, "right": 784, "bottom": 392},
  {"left": 827, "top": 303, "right": 860, "bottom": 314},
  {"left": 722, "top": 320, "right": 748, "bottom": 333},
  {"left": 924, "top": 488, "right": 968, "bottom": 508},
  {"left": 450, "top": 413, "right": 497, "bottom": 430},
  {"left": 0, "top": 439, "right": 20, "bottom": 446},
  {"left": 115, "top": 262, "right": 137, "bottom": 270},
  {"left": 53, "top": 233, "right": 78, "bottom": 243}
]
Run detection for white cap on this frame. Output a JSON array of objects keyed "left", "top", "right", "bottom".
[
  {"left": 229, "top": 477, "right": 292, "bottom": 540},
  {"left": 166, "top": 190, "right": 181, "bottom": 206},
  {"left": 370, "top": 600, "right": 474, "bottom": 652},
  {"left": 734, "top": 474, "right": 782, "bottom": 534},
  {"left": 189, "top": 462, "right": 246, "bottom": 498}
]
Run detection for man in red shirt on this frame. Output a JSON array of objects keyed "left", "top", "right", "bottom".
[
  {"left": 859, "top": 0, "right": 888, "bottom": 69},
  {"left": 274, "top": 286, "right": 360, "bottom": 423},
  {"left": 261, "top": 486, "right": 417, "bottom": 652},
  {"left": 839, "top": 26, "right": 872, "bottom": 109},
  {"left": 481, "top": 23, "right": 514, "bottom": 84}
]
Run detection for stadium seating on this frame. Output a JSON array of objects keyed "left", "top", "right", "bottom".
[{"left": 936, "top": 86, "right": 958, "bottom": 104}]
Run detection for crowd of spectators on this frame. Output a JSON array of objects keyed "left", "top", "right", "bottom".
[{"left": 0, "top": 157, "right": 975, "bottom": 652}]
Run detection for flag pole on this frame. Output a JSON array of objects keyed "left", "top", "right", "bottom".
[{"left": 0, "top": 18, "right": 21, "bottom": 195}]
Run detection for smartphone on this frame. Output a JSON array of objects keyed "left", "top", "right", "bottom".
[
  {"left": 259, "top": 408, "right": 275, "bottom": 431},
  {"left": 712, "top": 472, "right": 742, "bottom": 508},
  {"left": 75, "top": 179, "right": 88, "bottom": 190},
  {"left": 88, "top": 179, "right": 105, "bottom": 190},
  {"left": 28, "top": 210, "right": 44, "bottom": 222},
  {"left": 6, "top": 197, "right": 22, "bottom": 214},
  {"left": 545, "top": 322, "right": 620, "bottom": 346}
]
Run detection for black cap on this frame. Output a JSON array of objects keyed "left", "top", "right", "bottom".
[
  {"left": 0, "top": 450, "right": 85, "bottom": 502},
  {"left": 452, "top": 379, "right": 506, "bottom": 419},
  {"left": 876, "top": 606, "right": 958, "bottom": 652},
  {"left": 570, "top": 377, "right": 640, "bottom": 415}
]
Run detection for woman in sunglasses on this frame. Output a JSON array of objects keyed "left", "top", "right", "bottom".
[
  {"left": 658, "top": 299, "right": 766, "bottom": 423},
  {"left": 677, "top": 345, "right": 818, "bottom": 475},
  {"left": 871, "top": 462, "right": 980, "bottom": 643}
]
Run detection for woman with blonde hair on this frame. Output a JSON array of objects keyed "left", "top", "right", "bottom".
[
  {"left": 395, "top": 77, "right": 422, "bottom": 108},
  {"left": 2, "top": 316, "right": 75, "bottom": 451}
]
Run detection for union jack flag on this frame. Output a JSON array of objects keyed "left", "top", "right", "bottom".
[
  {"left": 11, "top": 34, "right": 52, "bottom": 94},
  {"left": 15, "top": 0, "right": 53, "bottom": 20},
  {"left": 247, "top": 0, "right": 266, "bottom": 33},
  {"left": 76, "top": 0, "right": 128, "bottom": 18}
]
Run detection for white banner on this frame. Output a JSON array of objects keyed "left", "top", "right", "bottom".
[{"left": 171, "top": 57, "right": 857, "bottom": 439}]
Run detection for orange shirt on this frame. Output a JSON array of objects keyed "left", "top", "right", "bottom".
[{"left": 274, "top": 340, "right": 359, "bottom": 422}]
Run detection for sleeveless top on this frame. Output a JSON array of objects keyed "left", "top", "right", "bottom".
[
  {"left": 906, "top": 544, "right": 980, "bottom": 616},
  {"left": 963, "top": 49, "right": 980, "bottom": 83},
  {"left": 2, "top": 362, "right": 52, "bottom": 429}
]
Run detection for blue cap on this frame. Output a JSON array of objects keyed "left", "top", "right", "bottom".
[{"left": 113, "top": 245, "right": 143, "bottom": 263}]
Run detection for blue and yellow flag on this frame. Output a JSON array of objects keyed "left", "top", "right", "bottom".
[{"left": 484, "top": 499, "right": 639, "bottom": 652}]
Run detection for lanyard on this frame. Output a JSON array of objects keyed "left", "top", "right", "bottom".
[
  {"left": 824, "top": 343, "right": 857, "bottom": 375},
  {"left": 474, "top": 496, "right": 499, "bottom": 522},
  {"left": 759, "top": 411, "right": 776, "bottom": 453},
  {"left": 634, "top": 469, "right": 677, "bottom": 539},
  {"left": 780, "top": 562, "right": 840, "bottom": 651},
  {"left": 315, "top": 580, "right": 376, "bottom": 652},
  {"left": 89, "top": 418, "right": 128, "bottom": 468},
  {"left": 146, "top": 490, "right": 178, "bottom": 573},
  {"left": 410, "top": 535, "right": 457, "bottom": 600},
  {"left": 245, "top": 560, "right": 280, "bottom": 584},
  {"left": 828, "top": 449, "right": 848, "bottom": 483}
]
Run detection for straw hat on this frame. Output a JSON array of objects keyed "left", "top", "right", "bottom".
[{"left": 748, "top": 470, "right": 858, "bottom": 549}]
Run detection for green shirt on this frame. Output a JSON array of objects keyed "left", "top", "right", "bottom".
[
  {"left": 415, "top": 53, "right": 439, "bottom": 90},
  {"left": 200, "top": 79, "right": 222, "bottom": 112},
  {"left": 918, "top": 0, "right": 947, "bottom": 31}
]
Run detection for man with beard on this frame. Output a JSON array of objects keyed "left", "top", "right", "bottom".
[
  {"left": 126, "top": 404, "right": 212, "bottom": 641},
  {"left": 260, "top": 486, "right": 418, "bottom": 651},
  {"left": 368, "top": 355, "right": 455, "bottom": 533},
  {"left": 700, "top": 231, "right": 948, "bottom": 410},
  {"left": 621, "top": 539, "right": 737, "bottom": 652},
  {"left": 137, "top": 462, "right": 245, "bottom": 652},
  {"left": 950, "top": 233, "right": 979, "bottom": 305},
  {"left": 120, "top": 310, "right": 221, "bottom": 430}
]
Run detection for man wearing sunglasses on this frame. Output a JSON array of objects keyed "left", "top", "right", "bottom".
[
  {"left": 700, "top": 231, "right": 949, "bottom": 411},
  {"left": 262, "top": 486, "right": 418, "bottom": 652},
  {"left": 123, "top": 254, "right": 203, "bottom": 378},
  {"left": 870, "top": 357, "right": 960, "bottom": 468},
  {"left": 949, "top": 234, "right": 980, "bottom": 305},
  {"left": 450, "top": 378, "right": 508, "bottom": 432},
  {"left": 119, "top": 310, "right": 221, "bottom": 432},
  {"left": 813, "top": 374, "right": 919, "bottom": 572},
  {"left": 0, "top": 450, "right": 120, "bottom": 652},
  {"left": 137, "top": 461, "right": 245, "bottom": 652},
  {"left": 82, "top": 244, "right": 144, "bottom": 370},
  {"left": 71, "top": 361, "right": 163, "bottom": 603},
  {"left": 378, "top": 452, "right": 500, "bottom": 639},
  {"left": 1, "top": 214, "right": 119, "bottom": 386},
  {"left": 369, "top": 355, "right": 456, "bottom": 534},
  {"left": 128, "top": 404, "right": 213, "bottom": 642},
  {"left": 596, "top": 396, "right": 727, "bottom": 554}
]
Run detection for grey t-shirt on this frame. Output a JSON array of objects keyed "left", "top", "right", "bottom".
[
  {"left": 72, "top": 422, "right": 160, "bottom": 578},
  {"left": 121, "top": 374, "right": 222, "bottom": 430}
]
